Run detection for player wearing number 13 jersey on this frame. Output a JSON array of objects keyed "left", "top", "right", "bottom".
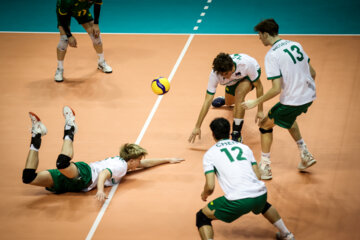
[{"left": 242, "top": 19, "right": 317, "bottom": 181}]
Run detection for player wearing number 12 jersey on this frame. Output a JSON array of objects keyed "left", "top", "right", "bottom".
[{"left": 242, "top": 19, "right": 317, "bottom": 180}]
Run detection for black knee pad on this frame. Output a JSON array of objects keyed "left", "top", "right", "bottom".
[
  {"left": 259, "top": 128, "right": 273, "bottom": 134},
  {"left": 22, "top": 168, "right": 37, "bottom": 184},
  {"left": 56, "top": 154, "right": 71, "bottom": 169},
  {"left": 196, "top": 210, "right": 212, "bottom": 229},
  {"left": 261, "top": 201, "right": 272, "bottom": 214}
]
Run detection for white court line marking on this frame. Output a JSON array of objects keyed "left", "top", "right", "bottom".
[{"left": 85, "top": 34, "right": 195, "bottom": 240}]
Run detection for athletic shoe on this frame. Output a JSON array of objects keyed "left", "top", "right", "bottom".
[
  {"left": 231, "top": 131, "right": 243, "bottom": 143},
  {"left": 259, "top": 156, "right": 272, "bottom": 180},
  {"left": 212, "top": 96, "right": 225, "bottom": 108},
  {"left": 63, "top": 106, "right": 78, "bottom": 134},
  {"left": 276, "top": 232, "right": 295, "bottom": 240},
  {"left": 98, "top": 61, "right": 112, "bottom": 73},
  {"left": 29, "top": 112, "right": 47, "bottom": 136},
  {"left": 54, "top": 68, "right": 64, "bottom": 82},
  {"left": 298, "top": 148, "right": 316, "bottom": 171}
]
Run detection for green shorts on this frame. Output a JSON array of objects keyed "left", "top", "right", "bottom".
[
  {"left": 46, "top": 162, "right": 92, "bottom": 194},
  {"left": 225, "top": 68, "right": 261, "bottom": 96},
  {"left": 208, "top": 193, "right": 267, "bottom": 223},
  {"left": 268, "top": 101, "right": 313, "bottom": 129},
  {"left": 56, "top": 10, "right": 93, "bottom": 27}
]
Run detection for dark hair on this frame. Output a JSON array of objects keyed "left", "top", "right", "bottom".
[
  {"left": 254, "top": 18, "right": 279, "bottom": 36},
  {"left": 210, "top": 118, "right": 230, "bottom": 140},
  {"left": 212, "top": 53, "right": 233, "bottom": 73}
]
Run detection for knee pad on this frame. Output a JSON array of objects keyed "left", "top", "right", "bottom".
[
  {"left": 261, "top": 201, "right": 272, "bottom": 214},
  {"left": 196, "top": 210, "right": 212, "bottom": 229},
  {"left": 90, "top": 34, "right": 102, "bottom": 45},
  {"left": 259, "top": 128, "right": 273, "bottom": 134},
  {"left": 57, "top": 35, "right": 68, "bottom": 51},
  {"left": 22, "top": 169, "right": 37, "bottom": 184},
  {"left": 56, "top": 154, "right": 71, "bottom": 169}
]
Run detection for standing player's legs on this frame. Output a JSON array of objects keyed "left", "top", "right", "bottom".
[
  {"left": 258, "top": 117, "right": 275, "bottom": 180},
  {"left": 82, "top": 21, "right": 112, "bottom": 73},
  {"left": 232, "top": 80, "right": 252, "bottom": 142},
  {"left": 196, "top": 206, "right": 217, "bottom": 240},
  {"left": 55, "top": 26, "right": 70, "bottom": 82},
  {"left": 22, "top": 113, "right": 54, "bottom": 188}
]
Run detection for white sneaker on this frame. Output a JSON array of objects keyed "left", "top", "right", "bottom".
[
  {"left": 298, "top": 148, "right": 316, "bottom": 171},
  {"left": 98, "top": 61, "right": 112, "bottom": 73},
  {"left": 54, "top": 68, "right": 64, "bottom": 82},
  {"left": 29, "top": 112, "right": 47, "bottom": 136},
  {"left": 63, "top": 106, "right": 78, "bottom": 133},
  {"left": 259, "top": 156, "right": 272, "bottom": 180},
  {"left": 276, "top": 232, "right": 295, "bottom": 240}
]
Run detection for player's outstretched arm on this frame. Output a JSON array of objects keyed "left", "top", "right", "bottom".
[
  {"left": 188, "top": 93, "right": 214, "bottom": 143},
  {"left": 139, "top": 158, "right": 185, "bottom": 168},
  {"left": 95, "top": 169, "right": 111, "bottom": 202}
]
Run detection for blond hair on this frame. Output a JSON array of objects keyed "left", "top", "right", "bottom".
[{"left": 119, "top": 143, "right": 148, "bottom": 161}]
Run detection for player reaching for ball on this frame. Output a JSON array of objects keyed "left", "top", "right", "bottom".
[
  {"left": 54, "top": 0, "right": 112, "bottom": 82},
  {"left": 22, "top": 106, "right": 184, "bottom": 201},
  {"left": 241, "top": 19, "right": 317, "bottom": 180},
  {"left": 189, "top": 53, "right": 264, "bottom": 143},
  {"left": 196, "top": 118, "right": 295, "bottom": 240}
]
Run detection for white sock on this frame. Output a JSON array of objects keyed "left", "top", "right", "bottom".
[
  {"left": 30, "top": 144, "right": 39, "bottom": 152},
  {"left": 234, "top": 118, "right": 243, "bottom": 125},
  {"left": 97, "top": 53, "right": 105, "bottom": 63},
  {"left": 64, "top": 135, "right": 73, "bottom": 141},
  {"left": 274, "top": 219, "right": 290, "bottom": 236},
  {"left": 57, "top": 61, "right": 64, "bottom": 69},
  {"left": 261, "top": 152, "right": 270, "bottom": 158},
  {"left": 296, "top": 139, "right": 306, "bottom": 150}
]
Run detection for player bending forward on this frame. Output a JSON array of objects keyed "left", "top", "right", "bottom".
[
  {"left": 22, "top": 106, "right": 184, "bottom": 201},
  {"left": 196, "top": 118, "right": 295, "bottom": 240}
]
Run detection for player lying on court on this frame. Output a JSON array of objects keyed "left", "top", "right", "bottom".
[
  {"left": 189, "top": 53, "right": 264, "bottom": 144},
  {"left": 22, "top": 106, "right": 184, "bottom": 201},
  {"left": 241, "top": 19, "right": 317, "bottom": 180},
  {"left": 55, "top": 0, "right": 112, "bottom": 82},
  {"left": 196, "top": 118, "right": 295, "bottom": 240}
]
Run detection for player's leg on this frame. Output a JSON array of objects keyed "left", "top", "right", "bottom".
[
  {"left": 196, "top": 206, "right": 217, "bottom": 240},
  {"left": 22, "top": 113, "right": 53, "bottom": 188},
  {"left": 258, "top": 117, "right": 275, "bottom": 180},
  {"left": 288, "top": 121, "right": 316, "bottom": 171},
  {"left": 56, "top": 106, "right": 79, "bottom": 179},
  {"left": 232, "top": 80, "right": 252, "bottom": 142},
  {"left": 55, "top": 26, "right": 70, "bottom": 82},
  {"left": 261, "top": 203, "right": 295, "bottom": 240},
  {"left": 82, "top": 21, "right": 112, "bottom": 73}
]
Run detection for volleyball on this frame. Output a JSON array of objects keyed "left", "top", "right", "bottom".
[{"left": 151, "top": 77, "right": 170, "bottom": 95}]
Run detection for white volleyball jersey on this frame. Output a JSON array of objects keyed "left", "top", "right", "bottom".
[
  {"left": 83, "top": 156, "right": 128, "bottom": 192},
  {"left": 265, "top": 39, "right": 316, "bottom": 106},
  {"left": 203, "top": 139, "right": 267, "bottom": 200},
  {"left": 207, "top": 54, "right": 261, "bottom": 94}
]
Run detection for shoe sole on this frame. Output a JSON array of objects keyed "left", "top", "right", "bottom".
[
  {"left": 29, "top": 112, "right": 41, "bottom": 122},
  {"left": 55, "top": 79, "right": 64, "bottom": 82},
  {"left": 298, "top": 159, "right": 317, "bottom": 171},
  {"left": 97, "top": 66, "right": 112, "bottom": 73},
  {"left": 261, "top": 175, "right": 273, "bottom": 180}
]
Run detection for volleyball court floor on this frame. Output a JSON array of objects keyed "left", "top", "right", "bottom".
[{"left": 0, "top": 33, "right": 359, "bottom": 239}]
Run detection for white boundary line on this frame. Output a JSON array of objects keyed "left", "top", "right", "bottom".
[{"left": 85, "top": 34, "right": 194, "bottom": 240}]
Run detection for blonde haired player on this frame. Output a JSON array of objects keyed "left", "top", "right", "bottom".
[
  {"left": 196, "top": 118, "right": 295, "bottom": 240},
  {"left": 22, "top": 106, "right": 184, "bottom": 201},
  {"left": 242, "top": 19, "right": 317, "bottom": 180}
]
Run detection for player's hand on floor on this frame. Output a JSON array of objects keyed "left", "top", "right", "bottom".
[
  {"left": 168, "top": 158, "right": 185, "bottom": 164},
  {"left": 241, "top": 99, "right": 258, "bottom": 110},
  {"left": 188, "top": 128, "right": 201, "bottom": 143},
  {"left": 68, "top": 36, "right": 77, "bottom": 48},
  {"left": 95, "top": 191, "right": 108, "bottom": 202}
]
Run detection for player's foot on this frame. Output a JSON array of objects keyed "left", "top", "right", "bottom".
[
  {"left": 259, "top": 156, "right": 272, "bottom": 180},
  {"left": 63, "top": 106, "right": 78, "bottom": 134},
  {"left": 212, "top": 96, "right": 225, "bottom": 108},
  {"left": 298, "top": 148, "right": 316, "bottom": 171},
  {"left": 276, "top": 232, "right": 295, "bottom": 240},
  {"left": 231, "top": 131, "right": 243, "bottom": 143},
  {"left": 29, "top": 112, "right": 47, "bottom": 136},
  {"left": 98, "top": 61, "right": 112, "bottom": 73},
  {"left": 54, "top": 68, "right": 64, "bottom": 82}
]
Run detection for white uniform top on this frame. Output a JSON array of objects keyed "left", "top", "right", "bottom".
[
  {"left": 203, "top": 139, "right": 267, "bottom": 200},
  {"left": 83, "top": 156, "right": 128, "bottom": 192},
  {"left": 265, "top": 39, "right": 316, "bottom": 106},
  {"left": 207, "top": 54, "right": 261, "bottom": 94}
]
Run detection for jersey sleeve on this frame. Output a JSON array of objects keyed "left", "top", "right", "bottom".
[
  {"left": 203, "top": 152, "right": 215, "bottom": 174},
  {"left": 207, "top": 71, "right": 219, "bottom": 95},
  {"left": 265, "top": 53, "right": 281, "bottom": 80},
  {"left": 106, "top": 158, "right": 127, "bottom": 183},
  {"left": 245, "top": 62, "right": 261, "bottom": 82}
]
